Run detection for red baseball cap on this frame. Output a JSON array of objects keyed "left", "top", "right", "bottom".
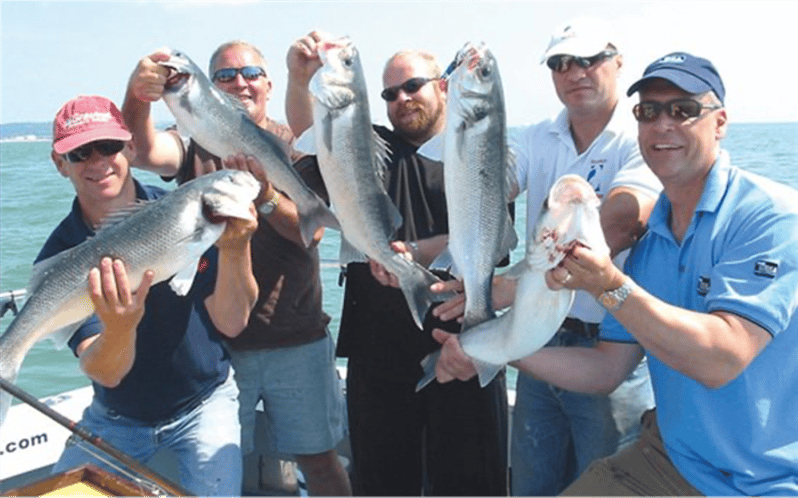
[{"left": 52, "top": 95, "right": 132, "bottom": 154}]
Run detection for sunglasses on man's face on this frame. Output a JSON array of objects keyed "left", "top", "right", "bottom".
[
  {"left": 633, "top": 99, "right": 722, "bottom": 123},
  {"left": 63, "top": 140, "right": 126, "bottom": 163},
  {"left": 380, "top": 77, "right": 437, "bottom": 102},
  {"left": 211, "top": 66, "right": 266, "bottom": 83},
  {"left": 546, "top": 50, "right": 617, "bottom": 73}
]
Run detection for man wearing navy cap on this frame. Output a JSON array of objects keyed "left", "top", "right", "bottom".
[{"left": 432, "top": 52, "right": 798, "bottom": 495}]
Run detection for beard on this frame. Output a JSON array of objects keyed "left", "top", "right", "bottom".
[{"left": 389, "top": 99, "right": 444, "bottom": 144}]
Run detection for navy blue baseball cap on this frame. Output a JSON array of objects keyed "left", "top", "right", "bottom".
[{"left": 627, "top": 52, "right": 725, "bottom": 104}]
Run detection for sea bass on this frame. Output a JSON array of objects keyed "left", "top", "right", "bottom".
[
  {"left": 309, "top": 38, "right": 452, "bottom": 329},
  {"left": 418, "top": 174, "right": 609, "bottom": 389},
  {"left": 440, "top": 42, "right": 517, "bottom": 330},
  {"left": 158, "top": 48, "right": 338, "bottom": 247},
  {"left": 0, "top": 170, "right": 260, "bottom": 426}
]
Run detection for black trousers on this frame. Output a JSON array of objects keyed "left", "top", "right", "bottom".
[{"left": 345, "top": 358, "right": 509, "bottom": 496}]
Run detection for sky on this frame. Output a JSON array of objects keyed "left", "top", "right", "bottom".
[{"left": 2, "top": 0, "right": 798, "bottom": 128}]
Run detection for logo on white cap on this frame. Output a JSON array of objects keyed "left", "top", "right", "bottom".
[{"left": 63, "top": 112, "right": 113, "bottom": 130}]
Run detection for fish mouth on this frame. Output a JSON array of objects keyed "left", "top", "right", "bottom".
[{"left": 160, "top": 62, "right": 191, "bottom": 91}]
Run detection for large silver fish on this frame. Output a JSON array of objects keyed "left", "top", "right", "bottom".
[
  {"left": 0, "top": 170, "right": 260, "bottom": 426},
  {"left": 418, "top": 174, "right": 609, "bottom": 389},
  {"left": 440, "top": 42, "right": 517, "bottom": 330},
  {"left": 158, "top": 48, "right": 338, "bottom": 247},
  {"left": 309, "top": 38, "right": 452, "bottom": 329}
]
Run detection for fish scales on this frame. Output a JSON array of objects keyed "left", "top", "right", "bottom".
[
  {"left": 0, "top": 170, "right": 260, "bottom": 426},
  {"left": 309, "top": 38, "right": 453, "bottom": 329},
  {"left": 159, "top": 48, "right": 338, "bottom": 247},
  {"left": 418, "top": 174, "right": 609, "bottom": 390},
  {"left": 443, "top": 43, "right": 517, "bottom": 331}
]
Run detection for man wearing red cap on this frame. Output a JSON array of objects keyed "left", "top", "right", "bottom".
[{"left": 44, "top": 94, "right": 258, "bottom": 496}]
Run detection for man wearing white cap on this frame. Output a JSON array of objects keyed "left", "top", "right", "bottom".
[
  {"left": 433, "top": 49, "right": 798, "bottom": 496},
  {"left": 430, "top": 17, "right": 661, "bottom": 495}
]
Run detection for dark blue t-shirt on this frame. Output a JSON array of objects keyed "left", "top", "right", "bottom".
[{"left": 35, "top": 180, "right": 230, "bottom": 422}]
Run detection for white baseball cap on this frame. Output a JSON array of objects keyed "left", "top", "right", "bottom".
[{"left": 540, "top": 18, "right": 616, "bottom": 63}]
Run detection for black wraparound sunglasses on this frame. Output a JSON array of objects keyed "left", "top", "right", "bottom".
[
  {"left": 633, "top": 99, "right": 722, "bottom": 123},
  {"left": 63, "top": 140, "right": 126, "bottom": 163},
  {"left": 380, "top": 77, "right": 437, "bottom": 102},
  {"left": 546, "top": 50, "right": 617, "bottom": 73}
]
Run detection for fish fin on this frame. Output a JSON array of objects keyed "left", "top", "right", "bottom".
[
  {"left": 94, "top": 201, "right": 152, "bottom": 233},
  {"left": 398, "top": 262, "right": 457, "bottom": 329},
  {"left": 372, "top": 129, "right": 392, "bottom": 167},
  {"left": 429, "top": 246, "right": 458, "bottom": 276},
  {"left": 472, "top": 358, "right": 504, "bottom": 388},
  {"left": 169, "top": 257, "right": 202, "bottom": 296},
  {"left": 47, "top": 322, "right": 85, "bottom": 350},
  {"left": 322, "top": 113, "right": 335, "bottom": 153},
  {"left": 495, "top": 213, "right": 518, "bottom": 266},
  {"left": 338, "top": 237, "right": 367, "bottom": 265},
  {"left": 371, "top": 130, "right": 393, "bottom": 186},
  {"left": 0, "top": 341, "right": 23, "bottom": 426},
  {"left": 415, "top": 350, "right": 441, "bottom": 392},
  {"left": 297, "top": 204, "right": 340, "bottom": 247},
  {"left": 505, "top": 148, "right": 519, "bottom": 200}
]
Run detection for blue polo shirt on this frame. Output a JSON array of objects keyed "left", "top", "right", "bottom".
[
  {"left": 35, "top": 180, "right": 231, "bottom": 423},
  {"left": 601, "top": 151, "right": 798, "bottom": 495}
]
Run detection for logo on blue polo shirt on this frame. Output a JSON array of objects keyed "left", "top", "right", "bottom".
[
  {"left": 697, "top": 276, "right": 710, "bottom": 296},
  {"left": 754, "top": 260, "right": 778, "bottom": 278}
]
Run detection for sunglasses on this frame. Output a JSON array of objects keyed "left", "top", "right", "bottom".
[
  {"left": 546, "top": 50, "right": 617, "bottom": 73},
  {"left": 63, "top": 140, "right": 126, "bottom": 163},
  {"left": 211, "top": 65, "right": 266, "bottom": 83},
  {"left": 380, "top": 77, "right": 437, "bottom": 102},
  {"left": 633, "top": 99, "right": 722, "bottom": 123}
]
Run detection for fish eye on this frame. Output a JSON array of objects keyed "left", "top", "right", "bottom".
[
  {"left": 342, "top": 56, "right": 354, "bottom": 67},
  {"left": 480, "top": 66, "right": 492, "bottom": 78}
]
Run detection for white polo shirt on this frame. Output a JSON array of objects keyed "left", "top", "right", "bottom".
[{"left": 512, "top": 100, "right": 661, "bottom": 323}]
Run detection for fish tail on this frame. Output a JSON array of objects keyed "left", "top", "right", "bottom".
[
  {"left": 398, "top": 265, "right": 457, "bottom": 330},
  {"left": 0, "top": 343, "right": 23, "bottom": 427},
  {"left": 297, "top": 203, "right": 339, "bottom": 247},
  {"left": 415, "top": 350, "right": 441, "bottom": 392},
  {"left": 473, "top": 358, "right": 504, "bottom": 388}
]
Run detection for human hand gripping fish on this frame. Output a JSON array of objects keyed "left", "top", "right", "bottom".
[{"left": 418, "top": 174, "right": 610, "bottom": 389}]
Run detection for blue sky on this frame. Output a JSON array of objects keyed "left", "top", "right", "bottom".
[{"left": 2, "top": 0, "right": 797, "bottom": 127}]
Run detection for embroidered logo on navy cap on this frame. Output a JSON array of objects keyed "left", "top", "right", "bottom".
[
  {"left": 697, "top": 276, "right": 711, "bottom": 296},
  {"left": 754, "top": 260, "right": 778, "bottom": 278},
  {"left": 198, "top": 257, "right": 210, "bottom": 274}
]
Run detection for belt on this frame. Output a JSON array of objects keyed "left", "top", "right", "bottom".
[{"left": 560, "top": 317, "right": 600, "bottom": 338}]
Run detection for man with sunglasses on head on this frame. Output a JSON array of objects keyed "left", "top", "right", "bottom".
[
  {"left": 427, "top": 18, "right": 660, "bottom": 495},
  {"left": 45, "top": 95, "right": 258, "bottom": 496},
  {"left": 122, "top": 40, "right": 351, "bottom": 496},
  {"left": 432, "top": 51, "right": 798, "bottom": 496},
  {"left": 285, "top": 31, "right": 508, "bottom": 496}
]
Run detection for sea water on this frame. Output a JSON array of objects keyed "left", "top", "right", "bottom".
[{"left": 1, "top": 123, "right": 796, "bottom": 401}]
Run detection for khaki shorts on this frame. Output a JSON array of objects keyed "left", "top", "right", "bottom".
[{"left": 562, "top": 409, "right": 703, "bottom": 496}]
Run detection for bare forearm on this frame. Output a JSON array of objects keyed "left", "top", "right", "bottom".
[
  {"left": 121, "top": 90, "right": 182, "bottom": 177},
  {"left": 285, "top": 75, "right": 316, "bottom": 137},
  {"left": 601, "top": 187, "right": 656, "bottom": 257},
  {"left": 608, "top": 282, "right": 770, "bottom": 388},
  {"left": 512, "top": 342, "right": 642, "bottom": 394},
  {"left": 78, "top": 330, "right": 136, "bottom": 388},
  {"left": 206, "top": 245, "right": 258, "bottom": 337}
]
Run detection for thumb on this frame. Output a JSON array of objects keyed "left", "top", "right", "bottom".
[{"left": 431, "top": 328, "right": 454, "bottom": 345}]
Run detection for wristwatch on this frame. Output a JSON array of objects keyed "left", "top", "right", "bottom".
[
  {"left": 260, "top": 189, "right": 281, "bottom": 215},
  {"left": 597, "top": 277, "right": 635, "bottom": 311}
]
